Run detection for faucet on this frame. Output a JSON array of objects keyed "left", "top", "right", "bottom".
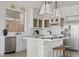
[
  {"left": 16, "top": 32, "right": 19, "bottom": 35},
  {"left": 48, "top": 30, "right": 52, "bottom": 35},
  {"left": 16, "top": 32, "right": 21, "bottom": 35}
]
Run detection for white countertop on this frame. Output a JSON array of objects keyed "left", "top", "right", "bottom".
[
  {"left": 0, "top": 35, "right": 17, "bottom": 38},
  {"left": 0, "top": 35, "right": 27, "bottom": 37},
  {"left": 23, "top": 36, "right": 69, "bottom": 41},
  {"left": 0, "top": 35, "right": 70, "bottom": 41}
]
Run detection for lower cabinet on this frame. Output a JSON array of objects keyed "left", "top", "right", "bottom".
[{"left": 16, "top": 36, "right": 26, "bottom": 52}]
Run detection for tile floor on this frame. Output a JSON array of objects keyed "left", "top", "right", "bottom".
[{"left": 0, "top": 51, "right": 79, "bottom": 57}]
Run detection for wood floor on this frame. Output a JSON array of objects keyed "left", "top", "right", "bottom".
[
  {"left": 0, "top": 51, "right": 26, "bottom": 57},
  {"left": 0, "top": 51, "right": 79, "bottom": 57}
]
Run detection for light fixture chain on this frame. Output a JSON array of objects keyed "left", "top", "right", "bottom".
[
  {"left": 52, "top": 2, "right": 56, "bottom": 16},
  {"left": 44, "top": 1, "right": 46, "bottom": 14},
  {"left": 57, "top": 2, "right": 63, "bottom": 17},
  {"left": 55, "top": 1, "right": 57, "bottom": 9},
  {"left": 38, "top": 1, "right": 44, "bottom": 15},
  {"left": 54, "top": 4, "right": 56, "bottom": 18}
]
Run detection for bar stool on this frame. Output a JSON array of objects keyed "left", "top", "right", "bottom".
[
  {"left": 60, "top": 38, "right": 71, "bottom": 57},
  {"left": 60, "top": 45, "right": 71, "bottom": 57},
  {"left": 52, "top": 38, "right": 71, "bottom": 57},
  {"left": 52, "top": 46, "right": 65, "bottom": 57}
]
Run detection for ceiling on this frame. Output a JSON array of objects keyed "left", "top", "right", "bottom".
[{"left": 12, "top": 1, "right": 79, "bottom": 8}]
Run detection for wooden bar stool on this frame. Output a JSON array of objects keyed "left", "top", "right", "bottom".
[
  {"left": 60, "top": 38, "right": 72, "bottom": 57},
  {"left": 62, "top": 46, "right": 71, "bottom": 57},
  {"left": 52, "top": 47, "right": 65, "bottom": 57}
]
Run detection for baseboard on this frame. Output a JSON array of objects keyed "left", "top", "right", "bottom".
[
  {"left": 70, "top": 49, "right": 79, "bottom": 52},
  {"left": 5, "top": 51, "right": 15, "bottom": 54}
]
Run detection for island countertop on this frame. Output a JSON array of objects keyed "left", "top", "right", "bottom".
[
  {"left": 25, "top": 36, "right": 66, "bottom": 57},
  {"left": 22, "top": 36, "right": 70, "bottom": 41}
]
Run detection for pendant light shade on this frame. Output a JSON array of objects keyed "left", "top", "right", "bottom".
[
  {"left": 39, "top": 1, "right": 63, "bottom": 18},
  {"left": 39, "top": 1, "right": 52, "bottom": 16}
]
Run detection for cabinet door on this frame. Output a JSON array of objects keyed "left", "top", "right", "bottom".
[
  {"left": 39, "top": 20, "right": 42, "bottom": 27},
  {"left": 16, "top": 36, "right": 26, "bottom": 52},
  {"left": 44, "top": 20, "right": 49, "bottom": 27},
  {"left": 33, "top": 19, "right": 37, "bottom": 27},
  {"left": 60, "top": 18, "right": 64, "bottom": 27}
]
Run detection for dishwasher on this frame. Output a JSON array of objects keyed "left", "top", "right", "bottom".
[{"left": 5, "top": 37, "right": 16, "bottom": 54}]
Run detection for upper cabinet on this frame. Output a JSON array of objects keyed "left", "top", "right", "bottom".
[
  {"left": 44, "top": 20, "right": 49, "bottom": 27},
  {"left": 33, "top": 18, "right": 64, "bottom": 28},
  {"left": 39, "top": 20, "right": 42, "bottom": 27},
  {"left": 33, "top": 19, "right": 37, "bottom": 27},
  {"left": 50, "top": 18, "right": 60, "bottom": 25},
  {"left": 60, "top": 18, "right": 64, "bottom": 27},
  {"left": 33, "top": 19, "right": 49, "bottom": 28},
  {"left": 5, "top": 9, "right": 25, "bottom": 32},
  {"left": 50, "top": 18, "right": 64, "bottom": 27},
  {"left": 33, "top": 19, "right": 43, "bottom": 28}
]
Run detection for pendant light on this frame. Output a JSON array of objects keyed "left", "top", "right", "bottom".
[{"left": 39, "top": 1, "right": 63, "bottom": 18}]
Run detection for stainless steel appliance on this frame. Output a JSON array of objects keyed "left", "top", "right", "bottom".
[{"left": 5, "top": 37, "right": 16, "bottom": 54}]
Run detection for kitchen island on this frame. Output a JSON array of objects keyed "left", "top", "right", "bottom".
[{"left": 23, "top": 36, "right": 64, "bottom": 57}]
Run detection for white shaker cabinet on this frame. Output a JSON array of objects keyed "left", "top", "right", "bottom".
[{"left": 16, "top": 36, "right": 26, "bottom": 52}]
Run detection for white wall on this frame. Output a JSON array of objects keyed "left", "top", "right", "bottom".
[
  {"left": 0, "top": 2, "right": 10, "bottom": 54},
  {"left": 0, "top": 36, "right": 5, "bottom": 55},
  {"left": 25, "top": 8, "right": 33, "bottom": 35},
  {"left": 0, "top": 2, "right": 10, "bottom": 29},
  {"left": 0, "top": 26, "right": 5, "bottom": 54}
]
